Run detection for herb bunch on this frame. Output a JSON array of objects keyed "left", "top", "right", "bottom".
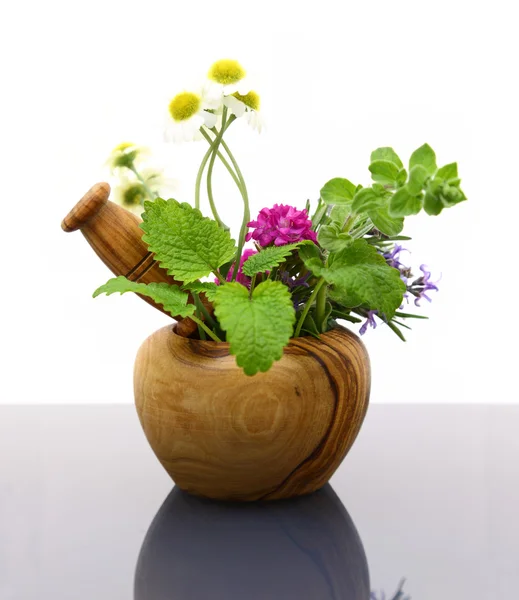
[{"left": 94, "top": 59, "right": 467, "bottom": 376}]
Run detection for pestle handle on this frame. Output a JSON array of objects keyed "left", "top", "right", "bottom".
[
  {"left": 62, "top": 183, "right": 209, "bottom": 337},
  {"left": 61, "top": 182, "right": 110, "bottom": 232}
]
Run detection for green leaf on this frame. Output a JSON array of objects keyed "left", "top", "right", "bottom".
[
  {"left": 320, "top": 178, "right": 357, "bottom": 205},
  {"left": 317, "top": 224, "right": 353, "bottom": 252},
  {"left": 396, "top": 168, "right": 408, "bottom": 186},
  {"left": 407, "top": 165, "right": 429, "bottom": 195},
  {"left": 423, "top": 191, "right": 443, "bottom": 216},
  {"left": 329, "top": 204, "right": 349, "bottom": 225},
  {"left": 370, "top": 147, "right": 404, "bottom": 169},
  {"left": 387, "top": 320, "right": 406, "bottom": 341},
  {"left": 214, "top": 280, "right": 296, "bottom": 375},
  {"left": 389, "top": 187, "right": 423, "bottom": 217},
  {"left": 320, "top": 240, "right": 406, "bottom": 319},
  {"left": 93, "top": 276, "right": 195, "bottom": 318},
  {"left": 352, "top": 187, "right": 385, "bottom": 213},
  {"left": 182, "top": 281, "right": 219, "bottom": 302},
  {"left": 140, "top": 199, "right": 236, "bottom": 283},
  {"left": 241, "top": 244, "right": 300, "bottom": 277},
  {"left": 298, "top": 243, "right": 324, "bottom": 274},
  {"left": 368, "top": 160, "right": 400, "bottom": 185},
  {"left": 436, "top": 162, "right": 458, "bottom": 181},
  {"left": 409, "top": 143, "right": 437, "bottom": 175},
  {"left": 394, "top": 311, "right": 428, "bottom": 320},
  {"left": 367, "top": 204, "right": 404, "bottom": 236}
]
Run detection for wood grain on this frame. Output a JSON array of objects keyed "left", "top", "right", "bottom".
[
  {"left": 134, "top": 325, "right": 370, "bottom": 501},
  {"left": 61, "top": 182, "right": 205, "bottom": 337}
]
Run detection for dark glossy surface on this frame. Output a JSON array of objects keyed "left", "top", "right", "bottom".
[{"left": 1, "top": 405, "right": 518, "bottom": 599}]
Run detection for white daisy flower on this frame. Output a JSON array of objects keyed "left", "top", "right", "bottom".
[
  {"left": 106, "top": 143, "right": 150, "bottom": 173},
  {"left": 112, "top": 175, "right": 149, "bottom": 216},
  {"left": 223, "top": 91, "right": 265, "bottom": 133},
  {"left": 165, "top": 87, "right": 219, "bottom": 143},
  {"left": 112, "top": 169, "right": 177, "bottom": 216},
  {"left": 207, "top": 58, "right": 252, "bottom": 96}
]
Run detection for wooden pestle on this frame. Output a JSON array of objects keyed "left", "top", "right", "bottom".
[{"left": 61, "top": 182, "right": 208, "bottom": 338}]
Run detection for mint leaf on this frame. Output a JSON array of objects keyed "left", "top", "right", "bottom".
[
  {"left": 93, "top": 276, "right": 195, "bottom": 318},
  {"left": 436, "top": 162, "right": 458, "bottom": 180},
  {"left": 320, "top": 240, "right": 406, "bottom": 319},
  {"left": 407, "top": 164, "right": 429, "bottom": 195},
  {"left": 370, "top": 147, "right": 404, "bottom": 169},
  {"left": 367, "top": 204, "right": 404, "bottom": 236},
  {"left": 389, "top": 187, "right": 423, "bottom": 217},
  {"left": 241, "top": 244, "right": 300, "bottom": 277},
  {"left": 182, "top": 281, "right": 219, "bottom": 302},
  {"left": 409, "top": 143, "right": 437, "bottom": 174},
  {"left": 140, "top": 199, "right": 236, "bottom": 283},
  {"left": 214, "top": 281, "right": 295, "bottom": 375},
  {"left": 320, "top": 178, "right": 357, "bottom": 205},
  {"left": 368, "top": 160, "right": 400, "bottom": 186},
  {"left": 317, "top": 224, "right": 353, "bottom": 252},
  {"left": 329, "top": 204, "right": 349, "bottom": 225},
  {"left": 352, "top": 186, "right": 385, "bottom": 213}
]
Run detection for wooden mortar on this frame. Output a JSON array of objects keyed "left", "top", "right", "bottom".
[{"left": 134, "top": 325, "right": 370, "bottom": 501}]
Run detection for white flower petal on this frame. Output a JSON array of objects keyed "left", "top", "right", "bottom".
[
  {"left": 223, "top": 95, "right": 246, "bottom": 117},
  {"left": 203, "top": 111, "right": 217, "bottom": 128}
]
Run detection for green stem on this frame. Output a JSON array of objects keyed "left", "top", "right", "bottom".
[
  {"left": 294, "top": 277, "right": 326, "bottom": 337},
  {"left": 199, "top": 128, "right": 241, "bottom": 190},
  {"left": 129, "top": 164, "right": 156, "bottom": 201},
  {"left": 206, "top": 107, "right": 229, "bottom": 229},
  {"left": 189, "top": 314, "right": 222, "bottom": 342},
  {"left": 193, "top": 293, "right": 217, "bottom": 329},
  {"left": 213, "top": 270, "right": 226, "bottom": 284},
  {"left": 249, "top": 274, "right": 257, "bottom": 298},
  {"left": 315, "top": 282, "right": 328, "bottom": 332},
  {"left": 217, "top": 137, "right": 250, "bottom": 281}
]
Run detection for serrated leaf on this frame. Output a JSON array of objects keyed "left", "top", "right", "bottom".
[
  {"left": 409, "top": 143, "right": 437, "bottom": 175},
  {"left": 320, "top": 240, "right": 406, "bottom": 319},
  {"left": 140, "top": 199, "right": 236, "bottom": 283},
  {"left": 370, "top": 147, "right": 404, "bottom": 169},
  {"left": 352, "top": 186, "right": 385, "bottom": 213},
  {"left": 389, "top": 188, "right": 423, "bottom": 217},
  {"left": 182, "top": 281, "right": 219, "bottom": 302},
  {"left": 317, "top": 225, "right": 353, "bottom": 252},
  {"left": 367, "top": 204, "right": 404, "bottom": 236},
  {"left": 369, "top": 160, "right": 400, "bottom": 185},
  {"left": 214, "top": 281, "right": 296, "bottom": 375},
  {"left": 320, "top": 178, "right": 357, "bottom": 205},
  {"left": 241, "top": 244, "right": 300, "bottom": 277},
  {"left": 93, "top": 276, "right": 195, "bottom": 318},
  {"left": 407, "top": 164, "right": 429, "bottom": 195},
  {"left": 436, "top": 162, "right": 458, "bottom": 181}
]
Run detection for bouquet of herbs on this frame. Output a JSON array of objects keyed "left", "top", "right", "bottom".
[{"left": 94, "top": 59, "right": 467, "bottom": 376}]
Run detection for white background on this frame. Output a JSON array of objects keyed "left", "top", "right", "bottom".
[{"left": 1, "top": 0, "right": 517, "bottom": 404}]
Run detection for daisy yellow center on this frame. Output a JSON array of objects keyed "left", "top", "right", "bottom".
[
  {"left": 169, "top": 92, "right": 201, "bottom": 122},
  {"left": 113, "top": 142, "right": 134, "bottom": 153},
  {"left": 232, "top": 91, "right": 260, "bottom": 111},
  {"left": 123, "top": 183, "right": 146, "bottom": 207},
  {"left": 208, "top": 59, "right": 246, "bottom": 85}
]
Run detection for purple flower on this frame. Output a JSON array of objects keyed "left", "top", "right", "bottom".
[
  {"left": 360, "top": 310, "right": 378, "bottom": 335},
  {"left": 281, "top": 270, "right": 313, "bottom": 309},
  {"left": 215, "top": 248, "right": 257, "bottom": 287},
  {"left": 383, "top": 245, "right": 412, "bottom": 284},
  {"left": 246, "top": 204, "right": 318, "bottom": 247},
  {"left": 408, "top": 264, "right": 440, "bottom": 306}
]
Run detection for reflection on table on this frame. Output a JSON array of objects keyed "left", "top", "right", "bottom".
[{"left": 135, "top": 484, "right": 370, "bottom": 599}]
